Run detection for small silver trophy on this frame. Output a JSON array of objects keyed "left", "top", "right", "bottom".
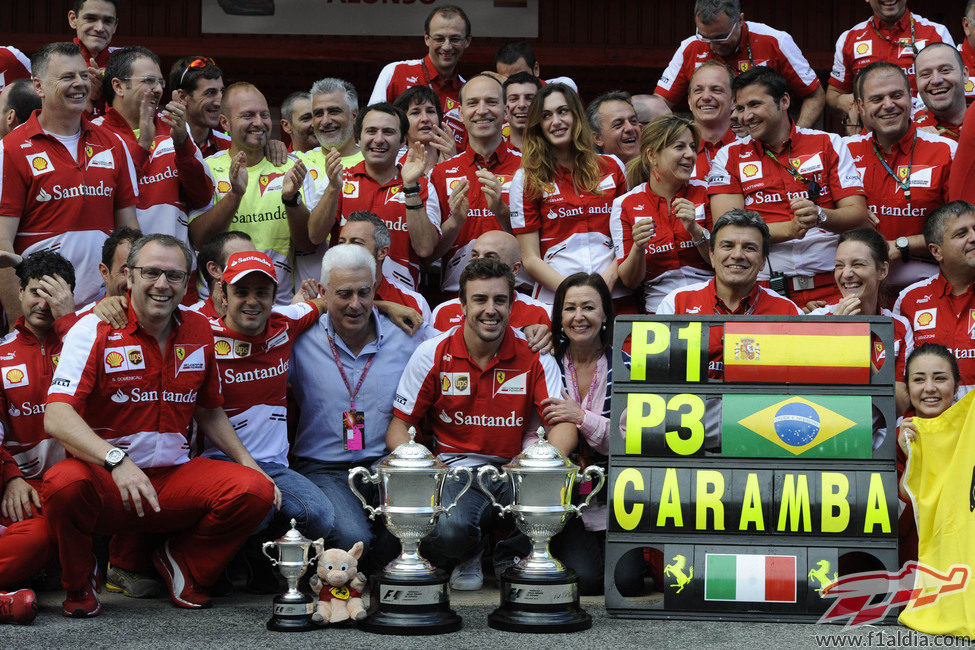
[
  {"left": 478, "top": 427, "right": 605, "bottom": 632},
  {"left": 262, "top": 519, "right": 324, "bottom": 632},
  {"left": 348, "top": 426, "right": 473, "bottom": 635}
]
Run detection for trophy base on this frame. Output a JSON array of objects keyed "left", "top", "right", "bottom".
[
  {"left": 266, "top": 593, "right": 316, "bottom": 632},
  {"left": 360, "top": 569, "right": 462, "bottom": 635},
  {"left": 488, "top": 566, "right": 591, "bottom": 633}
]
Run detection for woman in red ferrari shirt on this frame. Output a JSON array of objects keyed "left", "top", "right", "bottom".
[
  {"left": 509, "top": 83, "right": 629, "bottom": 306},
  {"left": 611, "top": 115, "right": 712, "bottom": 313}
]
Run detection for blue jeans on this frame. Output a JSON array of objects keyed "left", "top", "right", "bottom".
[
  {"left": 423, "top": 467, "right": 512, "bottom": 569},
  {"left": 292, "top": 457, "right": 377, "bottom": 553}
]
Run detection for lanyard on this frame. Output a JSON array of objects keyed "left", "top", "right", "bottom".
[
  {"left": 870, "top": 13, "right": 917, "bottom": 55},
  {"left": 715, "top": 290, "right": 759, "bottom": 315},
  {"left": 326, "top": 332, "right": 375, "bottom": 411},
  {"left": 763, "top": 143, "right": 811, "bottom": 185},
  {"left": 935, "top": 124, "right": 961, "bottom": 139},
  {"left": 565, "top": 351, "right": 601, "bottom": 413},
  {"left": 715, "top": 32, "right": 754, "bottom": 75},
  {"left": 871, "top": 130, "right": 916, "bottom": 200}
]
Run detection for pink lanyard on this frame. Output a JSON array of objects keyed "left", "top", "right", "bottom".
[
  {"left": 326, "top": 333, "right": 375, "bottom": 411},
  {"left": 565, "top": 352, "right": 601, "bottom": 413}
]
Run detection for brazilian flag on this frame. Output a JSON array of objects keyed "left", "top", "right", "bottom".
[{"left": 722, "top": 395, "right": 873, "bottom": 458}]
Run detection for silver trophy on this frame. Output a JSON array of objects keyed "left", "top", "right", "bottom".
[
  {"left": 477, "top": 427, "right": 605, "bottom": 632},
  {"left": 261, "top": 519, "right": 324, "bottom": 632},
  {"left": 348, "top": 427, "right": 473, "bottom": 634}
]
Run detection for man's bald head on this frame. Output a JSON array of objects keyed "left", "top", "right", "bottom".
[
  {"left": 631, "top": 94, "right": 671, "bottom": 126},
  {"left": 471, "top": 230, "right": 522, "bottom": 275}
]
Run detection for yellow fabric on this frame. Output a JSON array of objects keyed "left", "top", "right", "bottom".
[{"left": 900, "top": 389, "right": 975, "bottom": 639}]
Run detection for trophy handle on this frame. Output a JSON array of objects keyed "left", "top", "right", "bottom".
[
  {"left": 347, "top": 466, "right": 380, "bottom": 519},
  {"left": 573, "top": 465, "right": 606, "bottom": 514},
  {"left": 476, "top": 465, "right": 509, "bottom": 515},
  {"left": 443, "top": 466, "right": 473, "bottom": 516},
  {"left": 311, "top": 538, "right": 325, "bottom": 561},
  {"left": 260, "top": 541, "right": 278, "bottom": 566}
]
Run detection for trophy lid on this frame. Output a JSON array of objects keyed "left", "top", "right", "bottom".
[
  {"left": 380, "top": 427, "right": 444, "bottom": 469},
  {"left": 506, "top": 427, "right": 575, "bottom": 470},
  {"left": 278, "top": 519, "right": 310, "bottom": 544}
]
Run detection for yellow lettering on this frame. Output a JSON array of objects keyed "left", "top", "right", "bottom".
[
  {"left": 676, "top": 321, "right": 702, "bottom": 382},
  {"left": 612, "top": 468, "right": 644, "bottom": 531},
  {"left": 625, "top": 393, "right": 666, "bottom": 455},
  {"left": 656, "top": 468, "right": 683, "bottom": 528},
  {"left": 695, "top": 470, "right": 725, "bottom": 530},
  {"left": 629, "top": 322, "right": 669, "bottom": 381},
  {"left": 776, "top": 474, "right": 811, "bottom": 532},
  {"left": 863, "top": 472, "right": 892, "bottom": 534},
  {"left": 821, "top": 472, "right": 851, "bottom": 533},
  {"left": 739, "top": 473, "right": 765, "bottom": 531},
  {"left": 665, "top": 393, "right": 705, "bottom": 455}
]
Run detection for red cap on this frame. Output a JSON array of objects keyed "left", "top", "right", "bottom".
[{"left": 222, "top": 251, "right": 277, "bottom": 285}]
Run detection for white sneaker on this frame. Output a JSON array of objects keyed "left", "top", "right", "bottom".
[{"left": 449, "top": 550, "right": 484, "bottom": 591}]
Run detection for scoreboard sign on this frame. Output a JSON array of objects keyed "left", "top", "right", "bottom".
[{"left": 605, "top": 316, "right": 898, "bottom": 622}]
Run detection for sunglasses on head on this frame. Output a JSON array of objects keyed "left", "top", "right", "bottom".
[{"left": 179, "top": 57, "right": 216, "bottom": 89}]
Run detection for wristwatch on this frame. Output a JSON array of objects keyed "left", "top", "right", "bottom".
[
  {"left": 817, "top": 207, "right": 828, "bottom": 225},
  {"left": 104, "top": 447, "right": 127, "bottom": 472},
  {"left": 282, "top": 192, "right": 302, "bottom": 207},
  {"left": 896, "top": 236, "right": 911, "bottom": 263},
  {"left": 690, "top": 230, "right": 710, "bottom": 246}
]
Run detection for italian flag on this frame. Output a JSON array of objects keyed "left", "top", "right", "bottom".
[{"left": 704, "top": 554, "right": 796, "bottom": 603}]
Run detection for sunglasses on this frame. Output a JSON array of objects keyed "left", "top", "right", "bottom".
[{"left": 179, "top": 57, "right": 216, "bottom": 89}]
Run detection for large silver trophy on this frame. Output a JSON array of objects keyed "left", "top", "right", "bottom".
[
  {"left": 262, "top": 519, "right": 324, "bottom": 632},
  {"left": 478, "top": 427, "right": 605, "bottom": 632},
  {"left": 349, "top": 427, "right": 473, "bottom": 635}
]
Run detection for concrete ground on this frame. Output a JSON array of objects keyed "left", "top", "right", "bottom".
[{"left": 1, "top": 582, "right": 950, "bottom": 649}]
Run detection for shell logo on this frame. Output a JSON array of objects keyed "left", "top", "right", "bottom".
[
  {"left": 106, "top": 351, "right": 124, "bottom": 368},
  {"left": 31, "top": 157, "right": 48, "bottom": 171},
  {"left": 448, "top": 179, "right": 463, "bottom": 191},
  {"left": 542, "top": 183, "right": 557, "bottom": 194},
  {"left": 967, "top": 79, "right": 975, "bottom": 93},
  {"left": 501, "top": 124, "right": 510, "bottom": 137},
  {"left": 343, "top": 182, "right": 356, "bottom": 195},
  {"left": 214, "top": 340, "right": 231, "bottom": 356},
  {"left": 917, "top": 312, "right": 933, "bottom": 327},
  {"left": 310, "top": 168, "right": 319, "bottom": 181},
  {"left": 217, "top": 180, "right": 231, "bottom": 193},
  {"left": 855, "top": 43, "right": 870, "bottom": 56},
  {"left": 5, "top": 368, "right": 24, "bottom": 384},
  {"left": 442, "top": 375, "right": 451, "bottom": 392},
  {"left": 742, "top": 163, "right": 759, "bottom": 178}
]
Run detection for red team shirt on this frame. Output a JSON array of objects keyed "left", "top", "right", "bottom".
[
  {"left": 335, "top": 161, "right": 438, "bottom": 290},
  {"left": 509, "top": 155, "right": 627, "bottom": 302},
  {"left": 431, "top": 291, "right": 551, "bottom": 332},
  {"left": 393, "top": 326, "right": 563, "bottom": 459},
  {"left": 0, "top": 46, "right": 30, "bottom": 91},
  {"left": 93, "top": 108, "right": 214, "bottom": 244},
  {"left": 829, "top": 12, "right": 953, "bottom": 96},
  {"left": 962, "top": 41, "right": 975, "bottom": 103},
  {"left": 707, "top": 124, "right": 866, "bottom": 278},
  {"left": 894, "top": 274, "right": 975, "bottom": 397},
  {"left": 202, "top": 303, "right": 318, "bottom": 466},
  {"left": 375, "top": 276, "right": 431, "bottom": 323},
  {"left": 655, "top": 22, "right": 821, "bottom": 106},
  {"left": 368, "top": 55, "right": 467, "bottom": 151},
  {"left": 914, "top": 109, "right": 962, "bottom": 142},
  {"left": 0, "top": 112, "right": 138, "bottom": 304},
  {"left": 694, "top": 130, "right": 737, "bottom": 182},
  {"left": 47, "top": 304, "right": 223, "bottom": 468},
  {"left": 610, "top": 180, "right": 713, "bottom": 313},
  {"left": 426, "top": 144, "right": 522, "bottom": 293},
  {"left": 0, "top": 319, "right": 65, "bottom": 480},
  {"left": 844, "top": 124, "right": 955, "bottom": 240}
]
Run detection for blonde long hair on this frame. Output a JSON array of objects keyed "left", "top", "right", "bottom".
[
  {"left": 625, "top": 115, "right": 700, "bottom": 189},
  {"left": 521, "top": 83, "right": 603, "bottom": 199}
]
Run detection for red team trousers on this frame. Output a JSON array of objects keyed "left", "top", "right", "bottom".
[
  {"left": 42, "top": 457, "right": 274, "bottom": 591},
  {"left": 0, "top": 478, "right": 56, "bottom": 589}
]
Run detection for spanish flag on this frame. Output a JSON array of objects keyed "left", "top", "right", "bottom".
[
  {"left": 900, "top": 390, "right": 975, "bottom": 639},
  {"left": 723, "top": 322, "right": 871, "bottom": 384}
]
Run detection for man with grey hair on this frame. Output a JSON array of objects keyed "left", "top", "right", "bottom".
[
  {"left": 43, "top": 233, "right": 278, "bottom": 616},
  {"left": 295, "top": 78, "right": 364, "bottom": 288},
  {"left": 586, "top": 91, "right": 640, "bottom": 164},
  {"left": 289, "top": 243, "right": 436, "bottom": 569},
  {"left": 895, "top": 200, "right": 975, "bottom": 396},
  {"left": 654, "top": 0, "right": 824, "bottom": 128},
  {"left": 280, "top": 91, "right": 316, "bottom": 153}
]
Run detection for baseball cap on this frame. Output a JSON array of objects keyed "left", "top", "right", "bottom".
[{"left": 222, "top": 251, "right": 277, "bottom": 285}]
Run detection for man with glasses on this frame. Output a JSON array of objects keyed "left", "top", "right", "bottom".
[
  {"left": 94, "top": 47, "right": 213, "bottom": 249},
  {"left": 0, "top": 42, "right": 138, "bottom": 324},
  {"left": 369, "top": 5, "right": 471, "bottom": 150},
  {"left": 827, "top": 0, "right": 953, "bottom": 124},
  {"left": 653, "top": 0, "right": 824, "bottom": 128},
  {"left": 43, "top": 233, "right": 278, "bottom": 617}
]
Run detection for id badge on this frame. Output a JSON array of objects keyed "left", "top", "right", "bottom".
[{"left": 343, "top": 410, "right": 365, "bottom": 451}]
